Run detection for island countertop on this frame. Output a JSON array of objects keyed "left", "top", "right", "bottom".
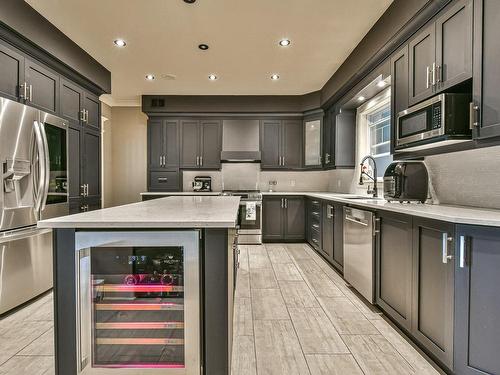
[{"left": 37, "top": 196, "right": 241, "bottom": 229}]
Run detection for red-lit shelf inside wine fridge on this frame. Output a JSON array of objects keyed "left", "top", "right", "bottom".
[{"left": 96, "top": 284, "right": 184, "bottom": 293}]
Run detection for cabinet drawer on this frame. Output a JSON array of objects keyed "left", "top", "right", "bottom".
[
  {"left": 310, "top": 227, "right": 321, "bottom": 250},
  {"left": 149, "top": 171, "right": 180, "bottom": 191}
]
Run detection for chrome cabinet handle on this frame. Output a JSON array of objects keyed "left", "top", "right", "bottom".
[
  {"left": 459, "top": 235, "right": 467, "bottom": 268},
  {"left": 85, "top": 184, "right": 89, "bottom": 197},
  {"left": 80, "top": 185, "right": 85, "bottom": 196},
  {"left": 325, "top": 153, "right": 330, "bottom": 164},
  {"left": 80, "top": 109, "right": 86, "bottom": 122},
  {"left": 327, "top": 205, "right": 334, "bottom": 219},
  {"left": 159, "top": 156, "right": 163, "bottom": 167},
  {"left": 442, "top": 233, "right": 453, "bottom": 264},
  {"left": 426, "top": 66, "right": 431, "bottom": 89},
  {"left": 196, "top": 156, "right": 199, "bottom": 166},
  {"left": 200, "top": 156, "right": 203, "bottom": 166},
  {"left": 312, "top": 224, "right": 319, "bottom": 229},
  {"left": 284, "top": 198, "right": 288, "bottom": 209},
  {"left": 281, "top": 198, "right": 284, "bottom": 209},
  {"left": 469, "top": 103, "right": 479, "bottom": 129},
  {"left": 20, "top": 82, "right": 27, "bottom": 100},
  {"left": 436, "top": 64, "right": 441, "bottom": 84},
  {"left": 29, "top": 84, "right": 33, "bottom": 102},
  {"left": 432, "top": 62, "right": 437, "bottom": 86},
  {"left": 158, "top": 177, "right": 168, "bottom": 182}
]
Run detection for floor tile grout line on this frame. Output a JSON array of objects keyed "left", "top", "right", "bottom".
[
  {"left": 285, "top": 243, "right": 373, "bottom": 375},
  {"left": 264, "top": 243, "right": 312, "bottom": 375}
]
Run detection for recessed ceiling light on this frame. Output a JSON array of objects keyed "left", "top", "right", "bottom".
[
  {"left": 198, "top": 44, "right": 209, "bottom": 51},
  {"left": 184, "top": 0, "right": 196, "bottom": 3},
  {"left": 271, "top": 74, "right": 280, "bottom": 80},
  {"left": 279, "top": 39, "right": 291, "bottom": 47},
  {"left": 145, "top": 74, "right": 155, "bottom": 81},
  {"left": 358, "top": 96, "right": 365, "bottom": 101},
  {"left": 113, "top": 39, "right": 127, "bottom": 47},
  {"left": 208, "top": 74, "right": 218, "bottom": 81},
  {"left": 377, "top": 80, "right": 387, "bottom": 88}
]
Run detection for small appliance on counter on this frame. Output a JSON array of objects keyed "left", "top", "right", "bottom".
[
  {"left": 192, "top": 176, "right": 212, "bottom": 192},
  {"left": 383, "top": 161, "right": 429, "bottom": 203}
]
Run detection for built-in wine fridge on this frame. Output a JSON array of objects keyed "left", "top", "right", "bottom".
[{"left": 75, "top": 231, "right": 200, "bottom": 374}]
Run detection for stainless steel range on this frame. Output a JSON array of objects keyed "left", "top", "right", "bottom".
[{"left": 221, "top": 190, "right": 262, "bottom": 244}]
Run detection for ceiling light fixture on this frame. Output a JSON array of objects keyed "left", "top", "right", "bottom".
[
  {"left": 183, "top": 0, "right": 197, "bottom": 3},
  {"left": 271, "top": 74, "right": 280, "bottom": 80},
  {"left": 208, "top": 74, "right": 218, "bottom": 81},
  {"left": 279, "top": 39, "right": 291, "bottom": 47},
  {"left": 113, "top": 39, "right": 127, "bottom": 47},
  {"left": 198, "top": 44, "right": 209, "bottom": 51},
  {"left": 377, "top": 80, "right": 387, "bottom": 88},
  {"left": 357, "top": 96, "right": 365, "bottom": 101},
  {"left": 145, "top": 74, "right": 155, "bottom": 81}
]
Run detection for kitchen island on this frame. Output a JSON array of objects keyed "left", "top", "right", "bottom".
[{"left": 38, "top": 196, "right": 240, "bottom": 375}]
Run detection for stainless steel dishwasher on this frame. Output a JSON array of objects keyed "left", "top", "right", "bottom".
[{"left": 343, "top": 207, "right": 376, "bottom": 303}]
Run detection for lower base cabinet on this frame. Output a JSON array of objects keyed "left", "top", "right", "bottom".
[
  {"left": 376, "top": 213, "right": 455, "bottom": 371},
  {"left": 412, "top": 217, "right": 455, "bottom": 370},
  {"left": 376, "top": 212, "right": 413, "bottom": 331},
  {"left": 262, "top": 196, "right": 305, "bottom": 242},
  {"left": 454, "top": 225, "right": 500, "bottom": 375}
]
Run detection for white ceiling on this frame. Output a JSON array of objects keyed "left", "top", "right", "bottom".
[{"left": 26, "top": 0, "right": 393, "bottom": 105}]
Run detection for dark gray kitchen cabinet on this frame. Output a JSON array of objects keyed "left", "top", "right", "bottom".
[
  {"left": 83, "top": 92, "right": 101, "bottom": 131},
  {"left": 390, "top": 45, "right": 409, "bottom": 154},
  {"left": 454, "top": 225, "right": 500, "bottom": 375},
  {"left": 149, "top": 170, "right": 180, "bottom": 191},
  {"left": 180, "top": 120, "right": 200, "bottom": 168},
  {"left": 60, "top": 79, "right": 84, "bottom": 125},
  {"left": 260, "top": 119, "right": 303, "bottom": 169},
  {"left": 435, "top": 0, "right": 473, "bottom": 92},
  {"left": 412, "top": 217, "right": 455, "bottom": 369},
  {"left": 82, "top": 129, "right": 101, "bottom": 200},
  {"left": 200, "top": 120, "right": 222, "bottom": 169},
  {"left": 333, "top": 109, "right": 356, "bottom": 168},
  {"left": 262, "top": 197, "right": 284, "bottom": 241},
  {"left": 408, "top": 0, "right": 472, "bottom": 106},
  {"left": 323, "top": 107, "right": 355, "bottom": 169},
  {"left": 376, "top": 212, "right": 413, "bottom": 331},
  {"left": 263, "top": 196, "right": 305, "bottom": 242},
  {"left": 472, "top": 0, "right": 500, "bottom": 140},
  {"left": 284, "top": 197, "right": 305, "bottom": 240},
  {"left": 304, "top": 115, "right": 323, "bottom": 168},
  {"left": 180, "top": 119, "right": 221, "bottom": 169},
  {"left": 148, "top": 119, "right": 179, "bottom": 170},
  {"left": 0, "top": 42, "right": 24, "bottom": 101},
  {"left": 408, "top": 23, "right": 435, "bottom": 106},
  {"left": 260, "top": 120, "right": 282, "bottom": 168},
  {"left": 321, "top": 202, "right": 334, "bottom": 261},
  {"left": 322, "top": 108, "right": 334, "bottom": 168},
  {"left": 148, "top": 120, "right": 164, "bottom": 170},
  {"left": 283, "top": 120, "right": 303, "bottom": 169},
  {"left": 24, "top": 58, "right": 59, "bottom": 114}
]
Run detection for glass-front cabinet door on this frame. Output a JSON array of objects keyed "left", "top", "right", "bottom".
[
  {"left": 304, "top": 119, "right": 322, "bottom": 167},
  {"left": 75, "top": 231, "right": 200, "bottom": 375}
]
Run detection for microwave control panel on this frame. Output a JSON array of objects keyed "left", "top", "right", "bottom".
[{"left": 432, "top": 103, "right": 442, "bottom": 129}]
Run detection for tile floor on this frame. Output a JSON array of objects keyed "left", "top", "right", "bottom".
[{"left": 0, "top": 243, "right": 442, "bottom": 375}]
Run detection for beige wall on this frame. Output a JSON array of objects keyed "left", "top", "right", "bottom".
[{"left": 105, "top": 106, "right": 148, "bottom": 206}]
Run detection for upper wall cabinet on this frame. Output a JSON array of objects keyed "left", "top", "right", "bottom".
[
  {"left": 260, "top": 119, "right": 303, "bottom": 169},
  {"left": 180, "top": 119, "right": 222, "bottom": 170},
  {"left": 0, "top": 43, "right": 24, "bottom": 101},
  {"left": 24, "top": 58, "right": 59, "bottom": 114},
  {"left": 304, "top": 115, "right": 322, "bottom": 168},
  {"left": 391, "top": 45, "right": 409, "bottom": 153},
  {"left": 148, "top": 119, "right": 179, "bottom": 170},
  {"left": 60, "top": 79, "right": 101, "bottom": 131},
  {"left": 472, "top": 0, "right": 500, "bottom": 140},
  {"left": 408, "top": 0, "right": 472, "bottom": 106},
  {"left": 322, "top": 107, "right": 356, "bottom": 169}
]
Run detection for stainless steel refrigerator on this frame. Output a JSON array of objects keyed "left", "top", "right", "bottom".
[{"left": 0, "top": 97, "right": 69, "bottom": 314}]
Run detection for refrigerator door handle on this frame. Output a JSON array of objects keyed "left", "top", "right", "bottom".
[
  {"left": 32, "top": 121, "right": 46, "bottom": 213},
  {"left": 38, "top": 121, "right": 51, "bottom": 211}
]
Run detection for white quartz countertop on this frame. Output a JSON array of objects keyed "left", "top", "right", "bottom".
[
  {"left": 141, "top": 191, "right": 221, "bottom": 195},
  {"left": 262, "top": 191, "right": 500, "bottom": 227},
  {"left": 38, "top": 196, "right": 241, "bottom": 229}
]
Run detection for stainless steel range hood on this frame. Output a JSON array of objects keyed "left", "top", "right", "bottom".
[{"left": 221, "top": 119, "right": 261, "bottom": 163}]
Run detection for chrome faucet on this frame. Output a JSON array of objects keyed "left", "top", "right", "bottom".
[{"left": 359, "top": 155, "right": 378, "bottom": 198}]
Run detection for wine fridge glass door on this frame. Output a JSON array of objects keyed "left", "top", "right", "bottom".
[{"left": 75, "top": 231, "right": 200, "bottom": 375}]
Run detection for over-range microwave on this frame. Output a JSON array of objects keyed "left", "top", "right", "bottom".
[{"left": 395, "top": 93, "right": 472, "bottom": 151}]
